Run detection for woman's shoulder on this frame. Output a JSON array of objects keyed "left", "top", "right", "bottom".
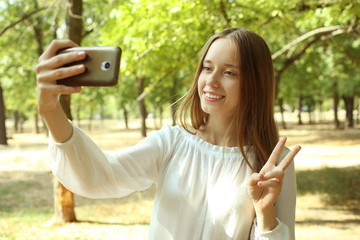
[
  {"left": 158, "top": 125, "right": 241, "bottom": 155},
  {"left": 154, "top": 124, "right": 196, "bottom": 140}
]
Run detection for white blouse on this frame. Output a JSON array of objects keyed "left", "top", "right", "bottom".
[{"left": 49, "top": 123, "right": 296, "bottom": 240}]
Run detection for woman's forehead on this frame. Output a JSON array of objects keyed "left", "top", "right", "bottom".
[{"left": 205, "top": 38, "right": 240, "bottom": 67}]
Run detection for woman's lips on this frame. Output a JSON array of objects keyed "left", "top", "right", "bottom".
[{"left": 203, "top": 91, "right": 225, "bottom": 101}]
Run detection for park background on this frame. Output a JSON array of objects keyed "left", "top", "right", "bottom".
[{"left": 0, "top": 0, "right": 359, "bottom": 239}]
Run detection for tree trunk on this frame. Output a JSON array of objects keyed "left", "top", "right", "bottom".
[
  {"left": 343, "top": 95, "right": 354, "bottom": 128},
  {"left": 278, "top": 98, "right": 287, "bottom": 129},
  {"left": 332, "top": 82, "right": 340, "bottom": 129},
  {"left": 170, "top": 99, "right": 177, "bottom": 126},
  {"left": 52, "top": 0, "right": 83, "bottom": 224},
  {"left": 88, "top": 107, "right": 93, "bottom": 131},
  {"left": 152, "top": 105, "right": 158, "bottom": 129},
  {"left": 317, "top": 100, "right": 323, "bottom": 123},
  {"left": 170, "top": 77, "right": 178, "bottom": 126},
  {"left": 100, "top": 103, "right": 104, "bottom": 121},
  {"left": 14, "top": 111, "right": 19, "bottom": 133},
  {"left": 55, "top": 93, "right": 77, "bottom": 224},
  {"left": 137, "top": 77, "right": 147, "bottom": 137},
  {"left": 34, "top": 113, "right": 40, "bottom": 134},
  {"left": 123, "top": 106, "right": 129, "bottom": 129},
  {"left": 307, "top": 102, "right": 312, "bottom": 125},
  {"left": 159, "top": 106, "right": 163, "bottom": 127},
  {"left": 65, "top": 0, "right": 82, "bottom": 44},
  {"left": 53, "top": 179, "right": 76, "bottom": 223},
  {"left": 32, "top": 0, "right": 43, "bottom": 136},
  {"left": 0, "top": 86, "right": 7, "bottom": 145},
  {"left": 357, "top": 97, "right": 359, "bottom": 125},
  {"left": 19, "top": 115, "right": 24, "bottom": 133},
  {"left": 76, "top": 105, "right": 81, "bottom": 128},
  {"left": 298, "top": 94, "right": 303, "bottom": 125},
  {"left": 274, "top": 71, "right": 281, "bottom": 99},
  {"left": 32, "top": 0, "right": 44, "bottom": 58}
]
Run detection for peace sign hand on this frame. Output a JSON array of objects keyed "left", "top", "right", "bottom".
[{"left": 247, "top": 137, "right": 301, "bottom": 231}]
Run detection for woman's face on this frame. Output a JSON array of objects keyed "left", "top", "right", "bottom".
[{"left": 198, "top": 38, "right": 241, "bottom": 120}]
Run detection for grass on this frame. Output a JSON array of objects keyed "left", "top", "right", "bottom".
[
  {"left": 0, "top": 208, "right": 53, "bottom": 240},
  {"left": 0, "top": 176, "right": 154, "bottom": 240},
  {"left": 0, "top": 180, "right": 39, "bottom": 211},
  {"left": 296, "top": 166, "right": 360, "bottom": 209}
]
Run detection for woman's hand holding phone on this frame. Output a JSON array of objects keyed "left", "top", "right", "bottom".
[
  {"left": 36, "top": 39, "right": 86, "bottom": 143},
  {"left": 36, "top": 39, "right": 121, "bottom": 142},
  {"left": 36, "top": 39, "right": 85, "bottom": 115}
]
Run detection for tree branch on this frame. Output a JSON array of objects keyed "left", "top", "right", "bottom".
[
  {"left": 220, "top": 0, "right": 231, "bottom": 28},
  {"left": 296, "top": 1, "right": 339, "bottom": 12},
  {"left": 279, "top": 35, "right": 322, "bottom": 75},
  {"left": 0, "top": 6, "right": 48, "bottom": 38},
  {"left": 135, "top": 37, "right": 169, "bottom": 61},
  {"left": 82, "top": 28, "right": 94, "bottom": 39},
  {"left": 272, "top": 25, "right": 344, "bottom": 60},
  {"left": 274, "top": 23, "right": 359, "bottom": 97},
  {"left": 136, "top": 68, "right": 175, "bottom": 102}
]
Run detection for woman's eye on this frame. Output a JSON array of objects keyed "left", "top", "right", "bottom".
[
  {"left": 203, "top": 66, "right": 211, "bottom": 71},
  {"left": 225, "top": 71, "right": 235, "bottom": 76}
]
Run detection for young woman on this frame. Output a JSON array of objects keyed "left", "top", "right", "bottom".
[{"left": 36, "top": 28, "right": 301, "bottom": 240}]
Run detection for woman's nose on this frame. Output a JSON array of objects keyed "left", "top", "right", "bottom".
[{"left": 206, "top": 71, "right": 220, "bottom": 88}]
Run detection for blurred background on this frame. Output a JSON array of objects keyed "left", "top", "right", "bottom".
[{"left": 0, "top": 0, "right": 359, "bottom": 239}]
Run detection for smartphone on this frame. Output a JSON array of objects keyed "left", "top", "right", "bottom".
[{"left": 57, "top": 46, "right": 122, "bottom": 87}]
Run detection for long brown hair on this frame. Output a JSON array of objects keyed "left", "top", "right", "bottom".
[{"left": 177, "top": 28, "right": 278, "bottom": 172}]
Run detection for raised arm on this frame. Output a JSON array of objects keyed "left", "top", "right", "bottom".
[
  {"left": 248, "top": 137, "right": 301, "bottom": 239},
  {"left": 36, "top": 39, "right": 85, "bottom": 142}
]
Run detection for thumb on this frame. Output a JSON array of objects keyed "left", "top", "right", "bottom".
[{"left": 247, "top": 172, "right": 263, "bottom": 187}]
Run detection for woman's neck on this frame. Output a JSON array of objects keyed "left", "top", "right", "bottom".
[{"left": 197, "top": 115, "right": 238, "bottom": 147}]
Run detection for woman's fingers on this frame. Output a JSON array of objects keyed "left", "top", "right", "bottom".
[
  {"left": 45, "top": 50, "right": 86, "bottom": 70},
  {"left": 277, "top": 145, "right": 302, "bottom": 171},
  {"left": 258, "top": 169, "right": 283, "bottom": 186},
  {"left": 36, "top": 39, "right": 85, "bottom": 116},
  {"left": 36, "top": 50, "right": 86, "bottom": 79},
  {"left": 39, "top": 39, "right": 78, "bottom": 61},
  {"left": 258, "top": 179, "right": 281, "bottom": 188},
  {"left": 267, "top": 137, "right": 287, "bottom": 166},
  {"left": 37, "top": 64, "right": 86, "bottom": 83},
  {"left": 36, "top": 39, "right": 86, "bottom": 87},
  {"left": 256, "top": 145, "right": 301, "bottom": 190},
  {"left": 264, "top": 169, "right": 284, "bottom": 180},
  {"left": 262, "top": 136, "right": 302, "bottom": 172},
  {"left": 247, "top": 173, "right": 264, "bottom": 187}
]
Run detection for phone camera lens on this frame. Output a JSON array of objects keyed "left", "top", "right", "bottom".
[{"left": 101, "top": 61, "right": 111, "bottom": 71}]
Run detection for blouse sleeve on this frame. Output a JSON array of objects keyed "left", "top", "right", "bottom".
[
  {"left": 49, "top": 121, "right": 174, "bottom": 199},
  {"left": 250, "top": 148, "right": 296, "bottom": 240}
]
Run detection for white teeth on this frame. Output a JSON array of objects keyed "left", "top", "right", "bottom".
[{"left": 205, "top": 92, "right": 223, "bottom": 99}]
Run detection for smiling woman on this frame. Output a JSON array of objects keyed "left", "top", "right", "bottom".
[
  {"left": 36, "top": 28, "right": 301, "bottom": 240},
  {"left": 178, "top": 28, "right": 281, "bottom": 174}
]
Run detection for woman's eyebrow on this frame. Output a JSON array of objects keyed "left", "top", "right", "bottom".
[
  {"left": 204, "top": 59, "right": 239, "bottom": 69},
  {"left": 224, "top": 63, "right": 240, "bottom": 69}
]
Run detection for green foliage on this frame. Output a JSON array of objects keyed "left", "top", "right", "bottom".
[{"left": 0, "top": 0, "right": 359, "bottom": 128}]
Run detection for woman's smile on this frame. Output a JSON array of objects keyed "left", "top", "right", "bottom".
[{"left": 203, "top": 91, "right": 225, "bottom": 101}]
